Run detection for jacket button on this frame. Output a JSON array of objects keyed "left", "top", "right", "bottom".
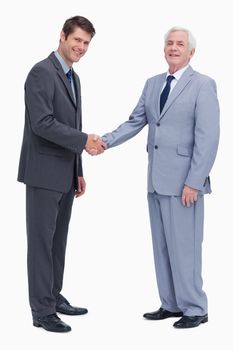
[
  {"left": 154, "top": 145, "right": 158, "bottom": 149},
  {"left": 156, "top": 122, "right": 160, "bottom": 126}
]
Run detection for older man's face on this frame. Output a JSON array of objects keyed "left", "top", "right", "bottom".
[{"left": 164, "top": 31, "right": 195, "bottom": 73}]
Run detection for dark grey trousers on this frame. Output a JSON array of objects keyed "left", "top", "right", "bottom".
[{"left": 26, "top": 184, "right": 74, "bottom": 317}]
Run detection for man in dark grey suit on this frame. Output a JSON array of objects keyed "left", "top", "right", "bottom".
[{"left": 18, "top": 16, "right": 105, "bottom": 332}]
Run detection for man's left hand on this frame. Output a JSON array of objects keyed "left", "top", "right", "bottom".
[
  {"left": 75, "top": 177, "right": 86, "bottom": 198},
  {"left": 181, "top": 185, "right": 198, "bottom": 207}
]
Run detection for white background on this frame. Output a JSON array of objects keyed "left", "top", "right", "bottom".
[{"left": 0, "top": 0, "right": 231, "bottom": 348}]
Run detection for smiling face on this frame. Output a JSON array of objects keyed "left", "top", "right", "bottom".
[
  {"left": 58, "top": 26, "right": 92, "bottom": 67},
  {"left": 164, "top": 31, "right": 195, "bottom": 74}
]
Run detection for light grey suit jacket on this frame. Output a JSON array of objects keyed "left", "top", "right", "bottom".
[
  {"left": 17, "top": 53, "right": 88, "bottom": 193},
  {"left": 102, "top": 66, "right": 220, "bottom": 195}
]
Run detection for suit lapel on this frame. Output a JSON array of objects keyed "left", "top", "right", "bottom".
[
  {"left": 57, "top": 70, "right": 77, "bottom": 107},
  {"left": 73, "top": 73, "right": 82, "bottom": 129},
  {"left": 158, "top": 66, "right": 194, "bottom": 121},
  {"left": 48, "top": 52, "right": 76, "bottom": 108},
  {"left": 73, "top": 73, "right": 80, "bottom": 106}
]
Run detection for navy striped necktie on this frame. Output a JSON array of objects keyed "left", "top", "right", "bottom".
[
  {"left": 66, "top": 69, "right": 72, "bottom": 83},
  {"left": 160, "top": 75, "right": 175, "bottom": 113}
]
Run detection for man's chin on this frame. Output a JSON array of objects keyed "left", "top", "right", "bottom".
[{"left": 73, "top": 57, "right": 81, "bottom": 63}]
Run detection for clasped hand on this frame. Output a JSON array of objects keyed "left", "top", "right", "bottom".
[{"left": 85, "top": 134, "right": 106, "bottom": 155}]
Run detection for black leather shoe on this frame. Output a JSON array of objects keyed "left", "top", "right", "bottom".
[
  {"left": 173, "top": 314, "right": 208, "bottom": 328},
  {"left": 56, "top": 294, "right": 88, "bottom": 316},
  {"left": 33, "top": 313, "right": 71, "bottom": 332},
  {"left": 143, "top": 307, "right": 183, "bottom": 320}
]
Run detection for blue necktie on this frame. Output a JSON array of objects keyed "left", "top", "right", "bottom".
[
  {"left": 66, "top": 69, "right": 72, "bottom": 83},
  {"left": 160, "top": 75, "right": 175, "bottom": 113}
]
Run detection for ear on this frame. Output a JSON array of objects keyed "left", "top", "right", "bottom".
[
  {"left": 60, "top": 31, "right": 66, "bottom": 42},
  {"left": 190, "top": 48, "right": 195, "bottom": 58}
]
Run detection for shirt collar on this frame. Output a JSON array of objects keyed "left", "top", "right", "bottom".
[
  {"left": 54, "top": 51, "right": 71, "bottom": 74},
  {"left": 167, "top": 64, "right": 189, "bottom": 81}
]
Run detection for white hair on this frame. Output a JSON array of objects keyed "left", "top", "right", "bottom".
[{"left": 164, "top": 26, "right": 196, "bottom": 50}]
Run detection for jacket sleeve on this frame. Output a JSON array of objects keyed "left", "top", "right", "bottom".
[
  {"left": 25, "top": 65, "right": 88, "bottom": 154},
  {"left": 185, "top": 78, "right": 220, "bottom": 191},
  {"left": 102, "top": 81, "right": 149, "bottom": 147},
  {"left": 77, "top": 156, "right": 83, "bottom": 177}
]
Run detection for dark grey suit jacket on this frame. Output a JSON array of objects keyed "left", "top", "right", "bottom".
[{"left": 18, "top": 52, "right": 88, "bottom": 192}]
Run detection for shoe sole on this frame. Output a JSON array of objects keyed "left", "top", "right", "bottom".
[
  {"left": 174, "top": 316, "right": 208, "bottom": 329},
  {"left": 33, "top": 321, "right": 71, "bottom": 332},
  {"left": 143, "top": 314, "right": 183, "bottom": 320},
  {"left": 56, "top": 309, "right": 88, "bottom": 316}
]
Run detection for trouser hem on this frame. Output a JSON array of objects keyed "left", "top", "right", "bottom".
[{"left": 32, "top": 306, "right": 56, "bottom": 319}]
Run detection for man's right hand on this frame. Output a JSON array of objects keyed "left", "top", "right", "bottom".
[{"left": 85, "top": 134, "right": 106, "bottom": 155}]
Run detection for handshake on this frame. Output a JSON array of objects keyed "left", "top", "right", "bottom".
[{"left": 84, "top": 134, "right": 107, "bottom": 156}]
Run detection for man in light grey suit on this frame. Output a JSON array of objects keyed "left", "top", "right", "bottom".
[
  {"left": 18, "top": 16, "right": 105, "bottom": 332},
  {"left": 101, "top": 27, "right": 220, "bottom": 328}
]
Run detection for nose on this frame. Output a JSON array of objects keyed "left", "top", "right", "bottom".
[
  {"left": 170, "top": 44, "right": 178, "bottom": 51},
  {"left": 78, "top": 42, "right": 85, "bottom": 51}
]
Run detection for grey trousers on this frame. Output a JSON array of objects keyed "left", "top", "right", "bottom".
[
  {"left": 26, "top": 184, "right": 74, "bottom": 317},
  {"left": 147, "top": 192, "right": 207, "bottom": 316}
]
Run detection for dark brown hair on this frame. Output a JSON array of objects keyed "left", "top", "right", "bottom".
[{"left": 62, "top": 16, "right": 96, "bottom": 39}]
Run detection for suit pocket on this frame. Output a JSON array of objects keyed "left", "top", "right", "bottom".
[
  {"left": 176, "top": 145, "right": 193, "bottom": 157},
  {"left": 39, "top": 150, "right": 63, "bottom": 157}
]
